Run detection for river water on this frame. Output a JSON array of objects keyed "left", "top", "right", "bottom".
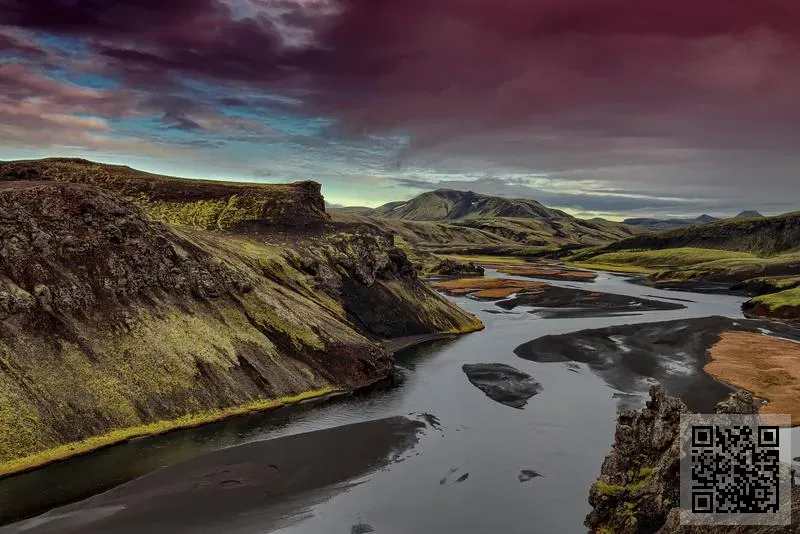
[{"left": 1, "top": 270, "right": 797, "bottom": 533}]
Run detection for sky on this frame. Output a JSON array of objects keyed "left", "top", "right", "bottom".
[{"left": 1, "top": 0, "right": 800, "bottom": 220}]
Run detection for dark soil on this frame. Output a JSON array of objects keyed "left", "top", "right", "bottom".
[
  {"left": 0, "top": 417, "right": 425, "bottom": 534},
  {"left": 513, "top": 317, "right": 796, "bottom": 412},
  {"left": 462, "top": 363, "right": 543, "bottom": 409}
]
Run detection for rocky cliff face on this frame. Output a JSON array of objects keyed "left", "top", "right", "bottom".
[
  {"left": 0, "top": 158, "right": 328, "bottom": 229},
  {"left": 0, "top": 161, "right": 482, "bottom": 473},
  {"left": 586, "top": 385, "right": 798, "bottom": 533}
]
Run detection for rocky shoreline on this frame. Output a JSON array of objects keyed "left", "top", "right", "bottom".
[{"left": 586, "top": 385, "right": 799, "bottom": 533}]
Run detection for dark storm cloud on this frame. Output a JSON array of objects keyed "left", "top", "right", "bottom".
[{"left": 2, "top": 0, "right": 800, "bottom": 213}]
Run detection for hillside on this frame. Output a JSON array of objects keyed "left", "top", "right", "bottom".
[
  {"left": 566, "top": 211, "right": 800, "bottom": 322},
  {"left": 333, "top": 189, "right": 640, "bottom": 255},
  {"left": 604, "top": 211, "right": 800, "bottom": 255},
  {"left": 0, "top": 159, "right": 482, "bottom": 476}
]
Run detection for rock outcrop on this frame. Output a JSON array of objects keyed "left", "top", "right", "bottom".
[
  {"left": 0, "top": 160, "right": 482, "bottom": 474},
  {"left": 586, "top": 385, "right": 798, "bottom": 533},
  {"left": 429, "top": 259, "right": 485, "bottom": 277},
  {"left": 0, "top": 158, "right": 328, "bottom": 229}
]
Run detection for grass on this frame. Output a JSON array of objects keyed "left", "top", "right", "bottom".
[
  {"left": 566, "top": 261, "right": 658, "bottom": 274},
  {"left": 570, "top": 247, "right": 755, "bottom": 269},
  {"left": 438, "top": 254, "right": 530, "bottom": 266},
  {"left": 0, "top": 387, "right": 341, "bottom": 479},
  {"left": 750, "top": 286, "right": 800, "bottom": 312},
  {"left": 568, "top": 248, "right": 800, "bottom": 280}
]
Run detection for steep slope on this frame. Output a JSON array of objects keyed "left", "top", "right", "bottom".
[
  {"left": 622, "top": 214, "right": 718, "bottom": 231},
  {"left": 0, "top": 160, "right": 482, "bottom": 476}
]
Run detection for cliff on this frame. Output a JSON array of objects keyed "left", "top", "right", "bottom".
[
  {"left": 0, "top": 160, "right": 482, "bottom": 476},
  {"left": 0, "top": 158, "right": 328, "bottom": 230},
  {"left": 586, "top": 385, "right": 799, "bottom": 533}
]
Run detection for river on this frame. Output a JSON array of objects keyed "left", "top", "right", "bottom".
[{"left": 1, "top": 270, "right": 797, "bottom": 533}]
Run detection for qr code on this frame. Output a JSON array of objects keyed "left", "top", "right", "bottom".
[{"left": 679, "top": 414, "right": 792, "bottom": 526}]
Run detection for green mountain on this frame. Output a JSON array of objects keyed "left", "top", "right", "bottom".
[
  {"left": 335, "top": 189, "right": 640, "bottom": 255},
  {"left": 369, "top": 189, "right": 561, "bottom": 220}
]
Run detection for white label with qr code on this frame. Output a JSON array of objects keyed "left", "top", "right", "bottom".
[{"left": 679, "top": 414, "right": 792, "bottom": 526}]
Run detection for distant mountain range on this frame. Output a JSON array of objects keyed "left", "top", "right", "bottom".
[
  {"left": 622, "top": 211, "right": 763, "bottom": 231},
  {"left": 622, "top": 214, "right": 718, "bottom": 231}
]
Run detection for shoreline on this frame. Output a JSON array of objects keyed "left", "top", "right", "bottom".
[
  {"left": 0, "top": 387, "right": 344, "bottom": 481},
  {"left": 3, "top": 417, "right": 427, "bottom": 534},
  {"left": 0, "top": 326, "right": 481, "bottom": 482},
  {"left": 381, "top": 326, "right": 484, "bottom": 355}
]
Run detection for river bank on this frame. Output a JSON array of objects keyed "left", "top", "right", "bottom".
[{"left": 0, "top": 417, "right": 427, "bottom": 534}]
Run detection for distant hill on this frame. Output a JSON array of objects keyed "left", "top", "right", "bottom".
[
  {"left": 368, "top": 189, "right": 563, "bottom": 221},
  {"left": 333, "top": 189, "right": 641, "bottom": 253},
  {"left": 622, "top": 214, "right": 718, "bottom": 231},
  {"left": 606, "top": 211, "right": 800, "bottom": 255},
  {"left": 733, "top": 210, "right": 764, "bottom": 219}
]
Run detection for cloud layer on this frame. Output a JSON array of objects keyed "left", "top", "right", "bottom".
[{"left": 1, "top": 0, "right": 799, "bottom": 216}]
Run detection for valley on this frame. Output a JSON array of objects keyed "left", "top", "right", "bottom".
[{"left": 0, "top": 158, "right": 798, "bottom": 534}]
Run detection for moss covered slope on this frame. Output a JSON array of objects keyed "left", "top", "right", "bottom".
[{"left": 0, "top": 170, "right": 481, "bottom": 475}]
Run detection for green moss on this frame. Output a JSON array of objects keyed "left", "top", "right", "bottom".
[
  {"left": 595, "top": 480, "right": 626, "bottom": 497},
  {"left": 0, "top": 387, "right": 340, "bottom": 478},
  {"left": 134, "top": 195, "right": 273, "bottom": 231},
  {"left": 751, "top": 286, "right": 800, "bottom": 312}
]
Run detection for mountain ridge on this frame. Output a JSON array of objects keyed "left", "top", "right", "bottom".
[
  {"left": 367, "top": 189, "right": 564, "bottom": 221},
  {"left": 332, "top": 189, "right": 640, "bottom": 254}
]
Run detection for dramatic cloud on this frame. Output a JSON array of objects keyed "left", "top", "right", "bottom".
[{"left": 1, "top": 0, "right": 799, "bottom": 216}]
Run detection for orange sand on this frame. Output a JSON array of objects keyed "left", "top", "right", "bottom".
[
  {"left": 430, "top": 277, "right": 548, "bottom": 298},
  {"left": 706, "top": 331, "right": 800, "bottom": 423}
]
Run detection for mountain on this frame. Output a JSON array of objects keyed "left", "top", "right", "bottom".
[
  {"left": 369, "top": 189, "right": 562, "bottom": 221},
  {"left": 733, "top": 210, "right": 764, "bottom": 219},
  {"left": 335, "top": 189, "right": 641, "bottom": 254},
  {"left": 622, "top": 214, "right": 718, "bottom": 231},
  {"left": 0, "top": 158, "right": 482, "bottom": 476}
]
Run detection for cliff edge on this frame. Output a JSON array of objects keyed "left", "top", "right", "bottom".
[{"left": 0, "top": 159, "right": 482, "bottom": 476}]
